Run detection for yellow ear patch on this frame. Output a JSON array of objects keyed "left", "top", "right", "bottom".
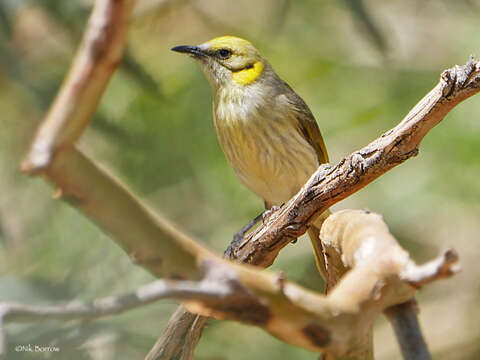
[{"left": 232, "top": 61, "right": 264, "bottom": 85}]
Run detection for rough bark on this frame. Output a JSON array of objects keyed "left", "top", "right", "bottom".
[{"left": 13, "top": 0, "right": 477, "bottom": 357}]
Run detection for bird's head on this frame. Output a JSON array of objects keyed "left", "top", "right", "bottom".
[{"left": 172, "top": 36, "right": 266, "bottom": 90}]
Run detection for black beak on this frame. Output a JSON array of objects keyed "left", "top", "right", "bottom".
[{"left": 171, "top": 45, "right": 206, "bottom": 57}]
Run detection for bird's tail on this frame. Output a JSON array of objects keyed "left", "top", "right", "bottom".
[{"left": 306, "top": 209, "right": 331, "bottom": 281}]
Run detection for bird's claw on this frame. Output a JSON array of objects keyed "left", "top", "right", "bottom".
[
  {"left": 228, "top": 204, "right": 286, "bottom": 255},
  {"left": 262, "top": 205, "right": 281, "bottom": 223},
  {"left": 232, "top": 230, "right": 245, "bottom": 247}
]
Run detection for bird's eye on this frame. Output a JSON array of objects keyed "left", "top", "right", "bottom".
[{"left": 217, "top": 49, "right": 232, "bottom": 59}]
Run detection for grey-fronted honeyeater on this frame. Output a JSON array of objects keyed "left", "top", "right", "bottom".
[{"left": 172, "top": 36, "right": 330, "bottom": 277}]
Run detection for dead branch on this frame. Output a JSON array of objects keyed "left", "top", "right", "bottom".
[
  {"left": 0, "top": 280, "right": 228, "bottom": 324},
  {"left": 385, "top": 300, "right": 432, "bottom": 360},
  {"left": 0, "top": 279, "right": 222, "bottom": 356},
  {"left": 227, "top": 58, "right": 480, "bottom": 267},
  {"left": 21, "top": 0, "right": 133, "bottom": 173},
  {"left": 1, "top": 207, "right": 459, "bottom": 359},
  {"left": 23, "top": 49, "right": 476, "bottom": 358},
  {"left": 155, "top": 58, "right": 480, "bottom": 360},
  {"left": 16, "top": 0, "right": 474, "bottom": 357},
  {"left": 0, "top": 278, "right": 227, "bottom": 356},
  {"left": 317, "top": 210, "right": 459, "bottom": 359},
  {"left": 145, "top": 307, "right": 206, "bottom": 360},
  {"left": 401, "top": 249, "right": 460, "bottom": 288}
]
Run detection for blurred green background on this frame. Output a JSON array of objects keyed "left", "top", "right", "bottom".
[{"left": 1, "top": 0, "right": 480, "bottom": 359}]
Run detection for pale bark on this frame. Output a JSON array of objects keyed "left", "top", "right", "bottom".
[{"left": 12, "top": 0, "right": 478, "bottom": 358}]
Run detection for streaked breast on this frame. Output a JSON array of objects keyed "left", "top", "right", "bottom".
[{"left": 213, "top": 84, "right": 318, "bottom": 206}]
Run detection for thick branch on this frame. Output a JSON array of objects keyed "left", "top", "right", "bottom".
[
  {"left": 227, "top": 58, "right": 480, "bottom": 267},
  {"left": 21, "top": 0, "right": 134, "bottom": 173},
  {"left": 148, "top": 58, "right": 480, "bottom": 360},
  {"left": 1, "top": 209, "right": 459, "bottom": 359},
  {"left": 42, "top": 148, "right": 211, "bottom": 280},
  {"left": 17, "top": 1, "right": 471, "bottom": 355},
  {"left": 144, "top": 306, "right": 207, "bottom": 360}
]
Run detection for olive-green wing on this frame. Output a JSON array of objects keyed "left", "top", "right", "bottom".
[{"left": 281, "top": 81, "right": 329, "bottom": 164}]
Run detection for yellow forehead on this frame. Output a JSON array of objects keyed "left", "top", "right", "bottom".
[{"left": 204, "top": 36, "right": 254, "bottom": 52}]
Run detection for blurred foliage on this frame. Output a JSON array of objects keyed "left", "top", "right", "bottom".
[{"left": 1, "top": 0, "right": 480, "bottom": 359}]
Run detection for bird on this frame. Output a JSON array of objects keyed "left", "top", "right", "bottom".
[{"left": 172, "top": 36, "right": 330, "bottom": 278}]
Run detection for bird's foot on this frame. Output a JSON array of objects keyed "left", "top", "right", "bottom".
[
  {"left": 227, "top": 205, "right": 293, "bottom": 257},
  {"left": 261, "top": 204, "right": 297, "bottom": 243},
  {"left": 261, "top": 204, "right": 296, "bottom": 244},
  {"left": 262, "top": 205, "right": 282, "bottom": 223},
  {"left": 231, "top": 229, "right": 247, "bottom": 248},
  {"left": 225, "top": 212, "right": 264, "bottom": 258}
]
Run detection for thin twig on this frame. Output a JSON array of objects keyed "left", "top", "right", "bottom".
[
  {"left": 0, "top": 279, "right": 229, "bottom": 357},
  {"left": 0, "top": 280, "right": 226, "bottom": 324},
  {"left": 401, "top": 249, "right": 461, "bottom": 288}
]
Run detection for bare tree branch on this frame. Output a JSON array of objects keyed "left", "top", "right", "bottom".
[
  {"left": 154, "top": 58, "right": 478, "bottom": 359},
  {"left": 16, "top": 0, "right": 475, "bottom": 356},
  {"left": 27, "top": 52, "right": 475, "bottom": 358},
  {"left": 1, "top": 209, "right": 459, "bottom": 359},
  {"left": 401, "top": 249, "right": 460, "bottom": 288},
  {"left": 228, "top": 57, "right": 480, "bottom": 268},
  {"left": 0, "top": 279, "right": 226, "bottom": 357},
  {"left": 21, "top": 0, "right": 134, "bottom": 173},
  {"left": 0, "top": 280, "right": 228, "bottom": 324},
  {"left": 385, "top": 300, "right": 432, "bottom": 360},
  {"left": 144, "top": 306, "right": 207, "bottom": 360},
  {"left": 317, "top": 210, "right": 458, "bottom": 359}
]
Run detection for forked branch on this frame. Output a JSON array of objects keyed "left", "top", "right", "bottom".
[
  {"left": 156, "top": 58, "right": 479, "bottom": 360},
  {"left": 0, "top": 209, "right": 460, "bottom": 358},
  {"left": 14, "top": 0, "right": 476, "bottom": 357},
  {"left": 226, "top": 57, "right": 480, "bottom": 267}
]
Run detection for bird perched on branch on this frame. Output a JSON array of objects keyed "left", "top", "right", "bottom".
[{"left": 172, "top": 36, "right": 330, "bottom": 277}]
